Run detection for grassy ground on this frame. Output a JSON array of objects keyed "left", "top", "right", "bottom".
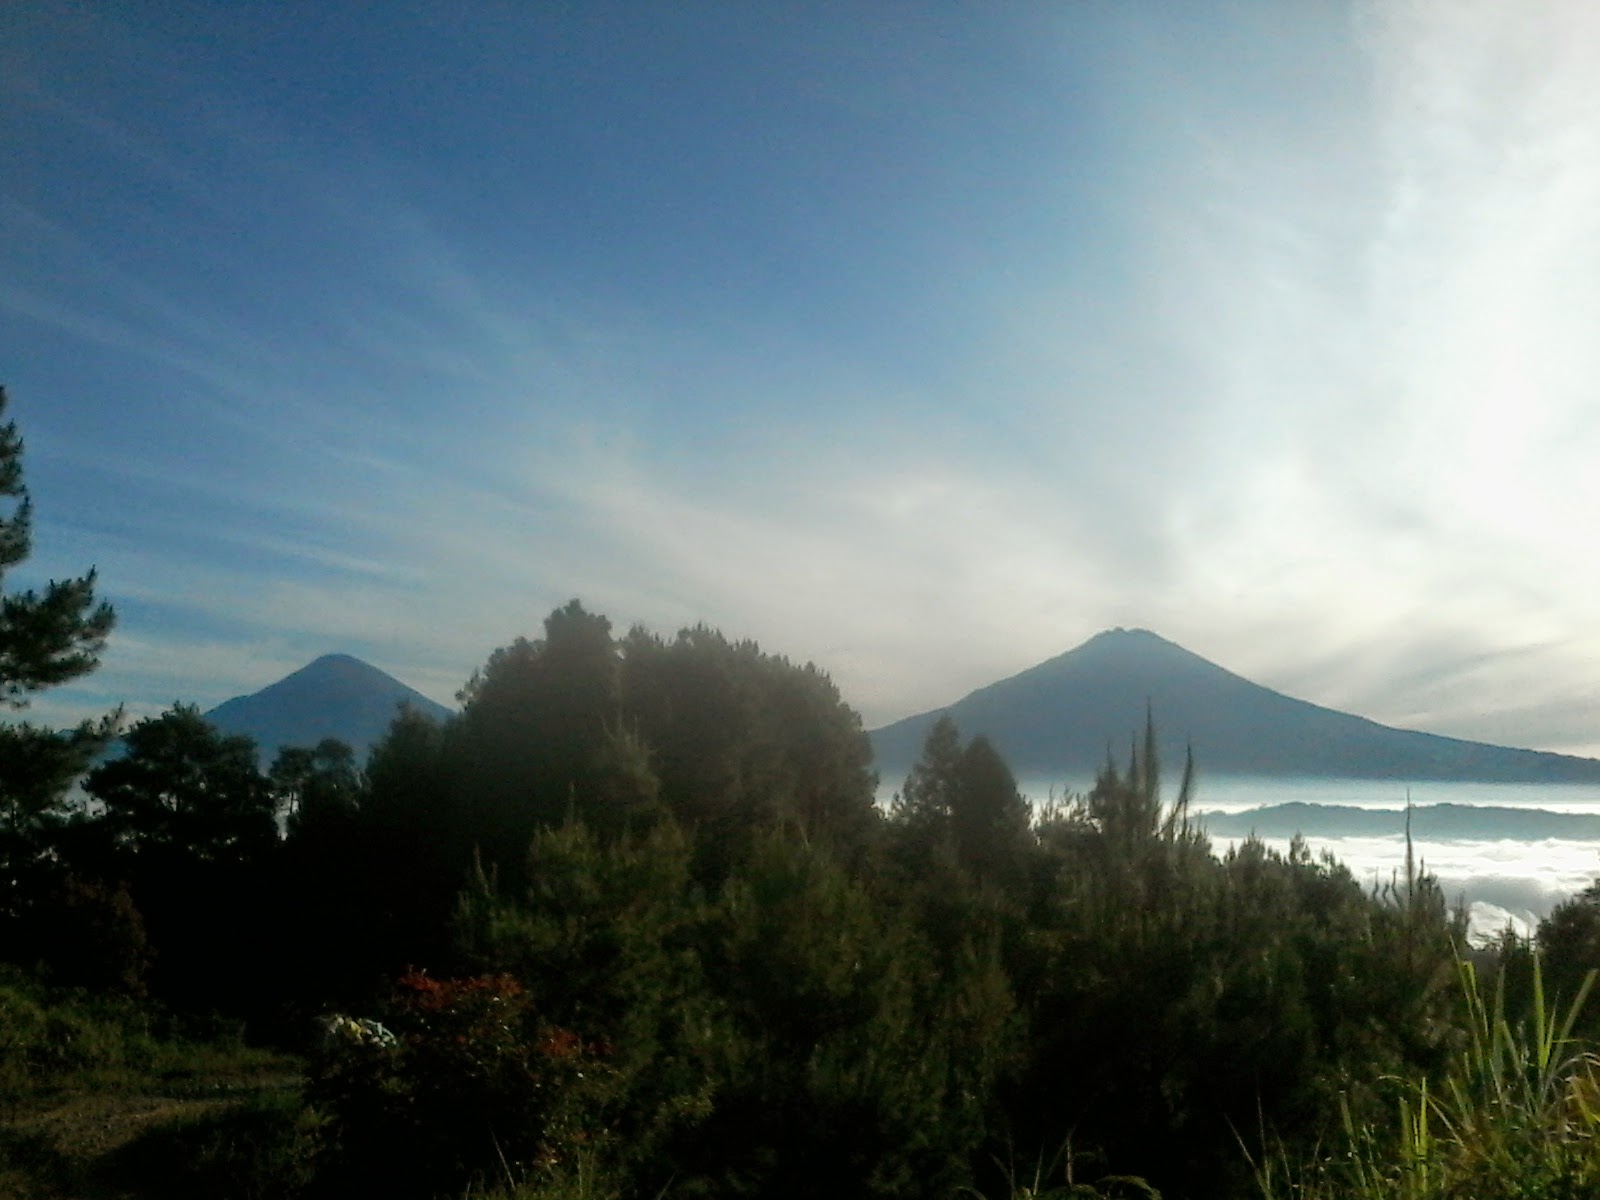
[
  {"left": 2, "top": 1052, "right": 306, "bottom": 1199},
  {"left": 1, "top": 967, "right": 312, "bottom": 1200}
]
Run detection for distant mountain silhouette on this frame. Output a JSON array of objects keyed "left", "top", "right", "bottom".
[
  {"left": 1197, "top": 802, "right": 1600, "bottom": 841},
  {"left": 870, "top": 628, "right": 1600, "bottom": 785},
  {"left": 204, "top": 654, "right": 453, "bottom": 764}
]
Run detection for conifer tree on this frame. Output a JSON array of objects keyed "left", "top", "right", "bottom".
[
  {"left": 85, "top": 705, "right": 276, "bottom": 865},
  {"left": 0, "top": 387, "right": 115, "bottom": 708},
  {"left": 0, "top": 387, "right": 117, "bottom": 924}
]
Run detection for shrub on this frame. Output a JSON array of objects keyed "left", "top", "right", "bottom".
[
  {"left": 1250, "top": 955, "right": 1600, "bottom": 1200},
  {"left": 311, "top": 970, "right": 612, "bottom": 1198}
]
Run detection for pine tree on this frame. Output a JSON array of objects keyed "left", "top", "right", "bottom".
[
  {"left": 0, "top": 387, "right": 115, "bottom": 707},
  {"left": 84, "top": 705, "right": 276, "bottom": 865},
  {"left": 0, "top": 386, "right": 117, "bottom": 925}
]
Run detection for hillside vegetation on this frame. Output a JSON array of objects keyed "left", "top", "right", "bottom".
[{"left": 5, "top": 600, "right": 1600, "bottom": 1198}]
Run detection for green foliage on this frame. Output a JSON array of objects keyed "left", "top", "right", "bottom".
[
  {"left": 72, "top": 707, "right": 279, "bottom": 1016},
  {"left": 1539, "top": 879, "right": 1600, "bottom": 1041},
  {"left": 890, "top": 716, "right": 1032, "bottom": 894},
  {"left": 1251, "top": 954, "right": 1600, "bottom": 1200},
  {"left": 456, "top": 818, "right": 719, "bottom": 1188},
  {"left": 1, "top": 963, "right": 139, "bottom": 1111},
  {"left": 618, "top": 621, "right": 879, "bottom": 871},
  {"left": 890, "top": 713, "right": 963, "bottom": 855},
  {"left": 964, "top": 1141, "right": 1162, "bottom": 1200},
  {"left": 454, "top": 816, "right": 1016, "bottom": 1199},
  {"left": 0, "top": 965, "right": 284, "bottom": 1112},
  {"left": 1007, "top": 728, "right": 1466, "bottom": 1197},
  {"left": 453, "top": 602, "right": 625, "bottom": 873},
  {"left": 11, "top": 574, "right": 1596, "bottom": 1200},
  {"left": 950, "top": 735, "right": 1032, "bottom": 889},
  {"left": 680, "top": 833, "right": 1010, "bottom": 1199},
  {"left": 23, "top": 873, "right": 151, "bottom": 995},
  {"left": 354, "top": 702, "right": 462, "bottom": 975},
  {"left": 0, "top": 959, "right": 312, "bottom": 1200}
]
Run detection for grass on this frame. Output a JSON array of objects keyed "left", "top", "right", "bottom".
[
  {"left": 1247, "top": 953, "right": 1600, "bottom": 1200},
  {"left": 959, "top": 1137, "right": 1162, "bottom": 1200},
  {"left": 1, "top": 967, "right": 309, "bottom": 1199}
]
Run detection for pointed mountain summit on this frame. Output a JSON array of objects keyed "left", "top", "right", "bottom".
[
  {"left": 204, "top": 653, "right": 454, "bottom": 763},
  {"left": 869, "top": 628, "right": 1600, "bottom": 784}
]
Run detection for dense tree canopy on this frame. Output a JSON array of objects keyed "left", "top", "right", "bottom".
[
  {"left": 272, "top": 736, "right": 362, "bottom": 840},
  {"left": 421, "top": 603, "right": 879, "bottom": 888},
  {"left": 85, "top": 705, "right": 278, "bottom": 865}
]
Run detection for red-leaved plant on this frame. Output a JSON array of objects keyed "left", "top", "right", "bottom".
[{"left": 310, "top": 970, "right": 612, "bottom": 1195}]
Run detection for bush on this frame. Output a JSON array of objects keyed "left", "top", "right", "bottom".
[
  {"left": 311, "top": 970, "right": 613, "bottom": 1198},
  {"left": 1251, "top": 955, "right": 1600, "bottom": 1200},
  {"left": 0, "top": 974, "right": 131, "bottom": 1104}
]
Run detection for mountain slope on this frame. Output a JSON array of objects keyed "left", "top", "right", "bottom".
[
  {"left": 204, "top": 654, "right": 453, "bottom": 763},
  {"left": 869, "top": 628, "right": 1600, "bottom": 785}
]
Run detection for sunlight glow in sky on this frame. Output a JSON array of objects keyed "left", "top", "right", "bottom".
[{"left": 5, "top": 1, "right": 1600, "bottom": 754}]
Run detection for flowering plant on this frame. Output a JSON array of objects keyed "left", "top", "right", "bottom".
[{"left": 309, "top": 970, "right": 611, "bottom": 1194}]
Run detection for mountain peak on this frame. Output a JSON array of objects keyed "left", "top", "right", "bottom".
[
  {"left": 282, "top": 653, "right": 402, "bottom": 687},
  {"left": 304, "top": 652, "right": 368, "bottom": 669},
  {"left": 1081, "top": 627, "right": 1195, "bottom": 651},
  {"left": 1079, "top": 627, "right": 1177, "bottom": 652},
  {"left": 204, "top": 654, "right": 453, "bottom": 763}
]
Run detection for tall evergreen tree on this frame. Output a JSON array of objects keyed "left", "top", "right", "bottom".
[
  {"left": 0, "top": 387, "right": 116, "bottom": 707},
  {"left": 950, "top": 734, "right": 1031, "bottom": 889},
  {"left": 355, "top": 703, "right": 462, "bottom": 974},
  {"left": 0, "top": 386, "right": 118, "bottom": 931},
  {"left": 891, "top": 714, "right": 962, "bottom": 841},
  {"left": 78, "top": 706, "right": 278, "bottom": 1013},
  {"left": 452, "top": 600, "right": 622, "bottom": 875},
  {"left": 273, "top": 737, "right": 362, "bottom": 840},
  {"left": 888, "top": 716, "right": 1031, "bottom": 890}
]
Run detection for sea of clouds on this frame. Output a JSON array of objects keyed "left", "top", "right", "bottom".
[
  {"left": 934, "top": 777, "right": 1600, "bottom": 944},
  {"left": 1189, "top": 778, "right": 1600, "bottom": 940}
]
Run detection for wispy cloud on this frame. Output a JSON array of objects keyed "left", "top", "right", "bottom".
[{"left": 6, "top": 1, "right": 1600, "bottom": 760}]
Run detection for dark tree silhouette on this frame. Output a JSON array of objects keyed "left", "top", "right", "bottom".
[
  {"left": 273, "top": 736, "right": 362, "bottom": 840},
  {"left": 0, "top": 387, "right": 115, "bottom": 707},
  {"left": 85, "top": 705, "right": 276, "bottom": 865},
  {"left": 0, "top": 386, "right": 118, "bottom": 934}
]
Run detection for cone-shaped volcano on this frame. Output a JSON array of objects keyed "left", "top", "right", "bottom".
[{"left": 870, "top": 629, "right": 1600, "bottom": 784}]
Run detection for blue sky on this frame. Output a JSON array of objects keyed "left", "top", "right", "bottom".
[{"left": 6, "top": 1, "right": 1600, "bottom": 756}]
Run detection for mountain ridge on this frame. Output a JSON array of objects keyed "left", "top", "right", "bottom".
[
  {"left": 869, "top": 628, "right": 1600, "bottom": 785},
  {"left": 1195, "top": 801, "right": 1600, "bottom": 840}
]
